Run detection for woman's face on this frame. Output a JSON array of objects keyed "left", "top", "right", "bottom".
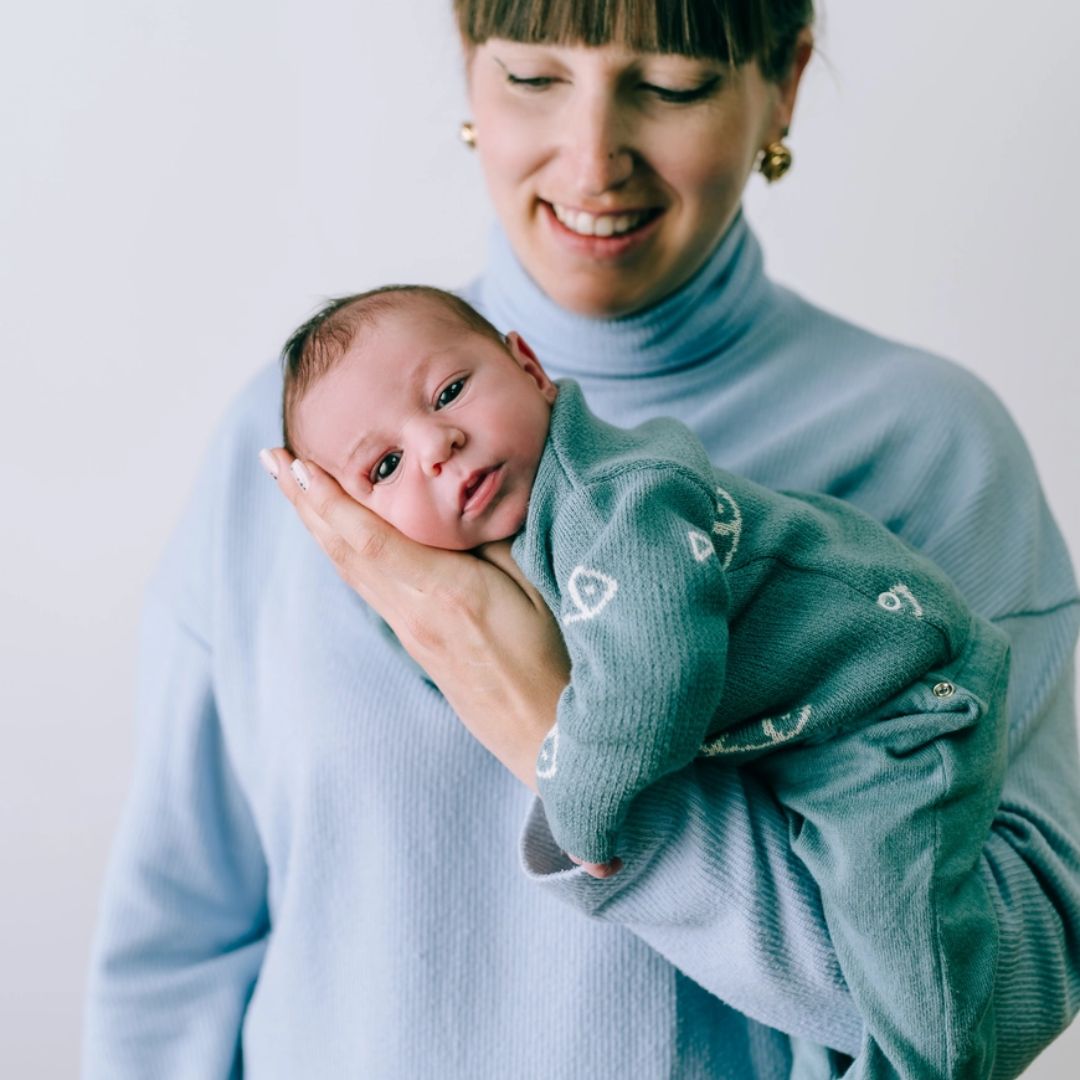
[{"left": 466, "top": 38, "right": 806, "bottom": 317}]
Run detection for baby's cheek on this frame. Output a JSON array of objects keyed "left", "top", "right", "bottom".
[
  {"left": 481, "top": 496, "right": 529, "bottom": 546},
  {"left": 360, "top": 488, "right": 417, "bottom": 539},
  {"left": 398, "top": 505, "right": 470, "bottom": 551}
]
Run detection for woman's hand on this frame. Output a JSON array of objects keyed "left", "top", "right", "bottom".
[{"left": 260, "top": 449, "right": 569, "bottom": 793}]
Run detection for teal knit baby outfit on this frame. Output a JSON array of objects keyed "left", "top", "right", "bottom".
[
  {"left": 512, "top": 381, "right": 1010, "bottom": 866},
  {"left": 512, "top": 379, "right": 1013, "bottom": 1072}
]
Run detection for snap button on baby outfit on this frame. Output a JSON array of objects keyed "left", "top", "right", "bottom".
[{"left": 932, "top": 681, "right": 956, "bottom": 698}]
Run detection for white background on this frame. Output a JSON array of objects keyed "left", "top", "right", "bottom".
[{"left": 1, "top": 1, "right": 1077, "bottom": 1075}]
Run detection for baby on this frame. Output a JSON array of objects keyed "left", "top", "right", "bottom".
[{"left": 281, "top": 285, "right": 1010, "bottom": 1068}]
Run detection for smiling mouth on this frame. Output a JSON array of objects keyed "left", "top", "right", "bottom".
[{"left": 546, "top": 201, "right": 662, "bottom": 238}]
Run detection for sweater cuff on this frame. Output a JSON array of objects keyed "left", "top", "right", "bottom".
[
  {"left": 519, "top": 798, "right": 625, "bottom": 906},
  {"left": 520, "top": 797, "right": 576, "bottom": 875}
]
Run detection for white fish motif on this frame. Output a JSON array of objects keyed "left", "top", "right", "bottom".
[
  {"left": 700, "top": 705, "right": 813, "bottom": 756},
  {"left": 688, "top": 530, "right": 715, "bottom": 562},
  {"left": 536, "top": 723, "right": 560, "bottom": 779},
  {"left": 712, "top": 486, "right": 743, "bottom": 570},
  {"left": 877, "top": 583, "right": 924, "bottom": 618},
  {"left": 563, "top": 566, "right": 619, "bottom": 624}
]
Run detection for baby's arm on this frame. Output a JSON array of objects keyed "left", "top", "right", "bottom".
[{"left": 537, "top": 465, "right": 730, "bottom": 867}]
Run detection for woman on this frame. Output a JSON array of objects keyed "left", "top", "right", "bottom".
[{"left": 84, "top": 2, "right": 1080, "bottom": 1076}]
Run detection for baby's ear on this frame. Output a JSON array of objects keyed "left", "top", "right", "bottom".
[{"left": 506, "top": 331, "right": 557, "bottom": 404}]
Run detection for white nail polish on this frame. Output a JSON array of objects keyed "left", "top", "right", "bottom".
[
  {"left": 258, "top": 448, "right": 279, "bottom": 480},
  {"left": 290, "top": 459, "right": 311, "bottom": 492}
]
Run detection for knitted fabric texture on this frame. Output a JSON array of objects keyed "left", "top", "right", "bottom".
[
  {"left": 513, "top": 380, "right": 999, "bottom": 865},
  {"left": 83, "top": 215, "right": 1080, "bottom": 1078}
]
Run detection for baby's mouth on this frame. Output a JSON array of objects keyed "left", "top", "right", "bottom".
[{"left": 460, "top": 465, "right": 503, "bottom": 516}]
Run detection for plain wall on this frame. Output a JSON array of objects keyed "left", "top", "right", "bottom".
[{"left": 1, "top": 1, "right": 1076, "bottom": 1074}]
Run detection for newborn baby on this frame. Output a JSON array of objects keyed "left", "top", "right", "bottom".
[{"left": 279, "top": 284, "right": 1009, "bottom": 1069}]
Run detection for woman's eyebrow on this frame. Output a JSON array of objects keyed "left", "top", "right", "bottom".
[{"left": 491, "top": 49, "right": 569, "bottom": 74}]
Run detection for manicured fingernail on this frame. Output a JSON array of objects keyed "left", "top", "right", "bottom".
[
  {"left": 290, "top": 459, "right": 311, "bottom": 492},
  {"left": 258, "top": 448, "right": 279, "bottom": 479}
]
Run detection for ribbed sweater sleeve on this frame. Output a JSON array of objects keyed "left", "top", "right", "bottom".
[
  {"left": 82, "top": 403, "right": 270, "bottom": 1079},
  {"left": 535, "top": 465, "right": 729, "bottom": 864}
]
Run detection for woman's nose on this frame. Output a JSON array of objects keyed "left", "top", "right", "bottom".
[
  {"left": 416, "top": 422, "right": 466, "bottom": 477},
  {"left": 564, "top": 93, "right": 635, "bottom": 196}
]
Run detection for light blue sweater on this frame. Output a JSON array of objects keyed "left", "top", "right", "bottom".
[{"left": 84, "top": 213, "right": 1080, "bottom": 1078}]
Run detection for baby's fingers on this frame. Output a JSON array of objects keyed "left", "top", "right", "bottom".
[{"left": 565, "top": 853, "right": 623, "bottom": 879}]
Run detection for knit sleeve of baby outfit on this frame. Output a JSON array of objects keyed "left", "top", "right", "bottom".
[{"left": 534, "top": 463, "right": 730, "bottom": 865}]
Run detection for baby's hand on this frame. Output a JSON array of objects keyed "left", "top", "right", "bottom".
[{"left": 566, "top": 853, "right": 623, "bottom": 879}]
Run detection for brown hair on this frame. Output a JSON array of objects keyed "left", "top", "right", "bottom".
[
  {"left": 453, "top": 0, "right": 813, "bottom": 81},
  {"left": 281, "top": 285, "right": 506, "bottom": 455}
]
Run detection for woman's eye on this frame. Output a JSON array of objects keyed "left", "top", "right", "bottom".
[
  {"left": 436, "top": 379, "right": 466, "bottom": 408},
  {"left": 643, "top": 78, "right": 720, "bottom": 104},
  {"left": 506, "top": 74, "right": 555, "bottom": 91},
  {"left": 372, "top": 452, "right": 402, "bottom": 483}
]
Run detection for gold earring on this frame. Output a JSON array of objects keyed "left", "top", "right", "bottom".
[
  {"left": 459, "top": 121, "right": 477, "bottom": 150},
  {"left": 759, "top": 140, "right": 793, "bottom": 183}
]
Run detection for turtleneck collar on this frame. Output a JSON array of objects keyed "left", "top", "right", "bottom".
[{"left": 474, "top": 209, "right": 771, "bottom": 381}]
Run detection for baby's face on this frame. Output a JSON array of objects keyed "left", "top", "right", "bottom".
[{"left": 292, "top": 305, "right": 557, "bottom": 550}]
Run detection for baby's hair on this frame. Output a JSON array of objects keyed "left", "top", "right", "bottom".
[{"left": 281, "top": 284, "right": 505, "bottom": 456}]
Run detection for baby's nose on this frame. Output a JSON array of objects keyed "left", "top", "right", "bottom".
[{"left": 418, "top": 422, "right": 466, "bottom": 476}]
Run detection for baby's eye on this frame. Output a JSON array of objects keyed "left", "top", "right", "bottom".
[
  {"left": 436, "top": 378, "right": 466, "bottom": 409},
  {"left": 372, "top": 452, "right": 402, "bottom": 483}
]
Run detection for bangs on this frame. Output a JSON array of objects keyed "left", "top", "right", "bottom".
[{"left": 453, "top": 0, "right": 809, "bottom": 73}]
